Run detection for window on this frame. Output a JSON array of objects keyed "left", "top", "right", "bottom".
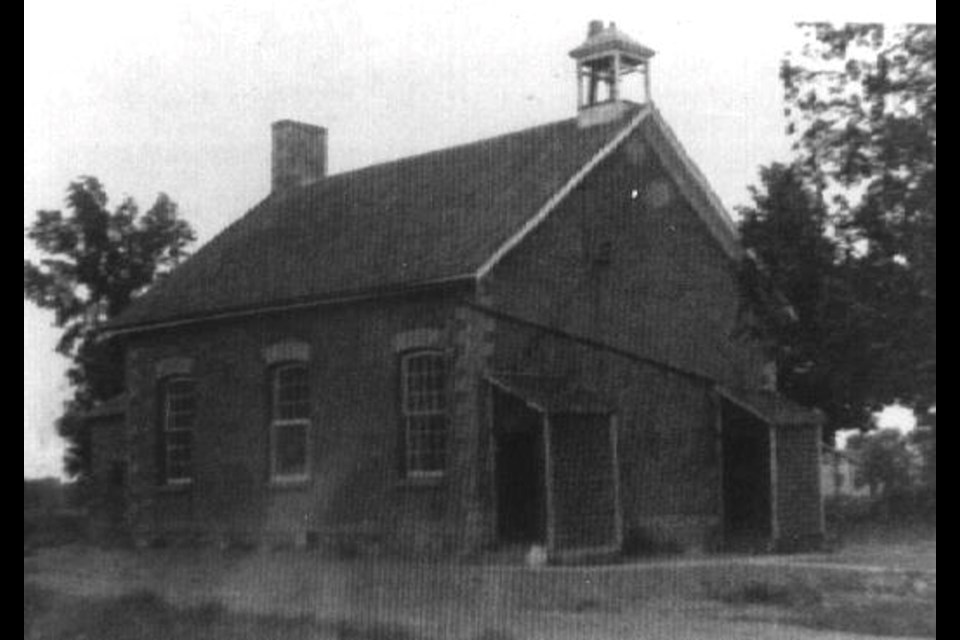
[
  {"left": 400, "top": 351, "right": 448, "bottom": 477},
  {"left": 270, "top": 363, "right": 310, "bottom": 481},
  {"left": 161, "top": 377, "right": 196, "bottom": 484},
  {"left": 592, "top": 239, "right": 613, "bottom": 266},
  {"left": 109, "top": 461, "right": 127, "bottom": 489}
]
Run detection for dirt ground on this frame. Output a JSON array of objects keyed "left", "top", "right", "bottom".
[{"left": 24, "top": 539, "right": 935, "bottom": 640}]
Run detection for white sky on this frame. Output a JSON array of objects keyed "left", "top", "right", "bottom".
[{"left": 24, "top": 0, "right": 935, "bottom": 478}]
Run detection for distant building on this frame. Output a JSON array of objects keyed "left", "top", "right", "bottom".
[
  {"left": 820, "top": 445, "right": 869, "bottom": 498},
  {"left": 87, "top": 21, "right": 825, "bottom": 559}
]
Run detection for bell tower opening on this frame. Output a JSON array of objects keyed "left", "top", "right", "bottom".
[{"left": 569, "top": 20, "right": 655, "bottom": 127}]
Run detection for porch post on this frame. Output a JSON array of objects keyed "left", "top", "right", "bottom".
[
  {"left": 769, "top": 424, "right": 780, "bottom": 545},
  {"left": 816, "top": 421, "right": 826, "bottom": 537},
  {"left": 542, "top": 414, "right": 557, "bottom": 555},
  {"left": 714, "top": 392, "right": 725, "bottom": 546},
  {"left": 610, "top": 414, "right": 624, "bottom": 550}
]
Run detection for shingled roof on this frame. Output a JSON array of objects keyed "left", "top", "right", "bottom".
[
  {"left": 109, "top": 102, "right": 739, "bottom": 332},
  {"left": 109, "top": 106, "right": 650, "bottom": 330}
]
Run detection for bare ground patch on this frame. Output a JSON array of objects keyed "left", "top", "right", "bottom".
[{"left": 706, "top": 578, "right": 936, "bottom": 638}]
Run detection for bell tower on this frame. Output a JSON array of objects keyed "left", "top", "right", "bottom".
[{"left": 569, "top": 21, "right": 655, "bottom": 127}]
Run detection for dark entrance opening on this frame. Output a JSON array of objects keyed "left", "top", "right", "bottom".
[
  {"left": 721, "top": 401, "right": 772, "bottom": 548},
  {"left": 493, "top": 389, "right": 546, "bottom": 544}
]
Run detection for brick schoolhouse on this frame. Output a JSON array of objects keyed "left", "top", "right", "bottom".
[{"left": 90, "top": 22, "right": 825, "bottom": 560}]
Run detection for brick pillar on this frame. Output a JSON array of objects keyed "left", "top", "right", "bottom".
[
  {"left": 125, "top": 347, "right": 156, "bottom": 545},
  {"left": 450, "top": 301, "right": 495, "bottom": 555}
]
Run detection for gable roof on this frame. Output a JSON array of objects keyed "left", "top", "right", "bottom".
[
  {"left": 110, "top": 103, "right": 740, "bottom": 333},
  {"left": 718, "top": 386, "right": 825, "bottom": 427},
  {"left": 487, "top": 372, "right": 612, "bottom": 415}
]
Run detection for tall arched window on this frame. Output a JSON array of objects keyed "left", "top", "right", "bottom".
[
  {"left": 160, "top": 376, "right": 196, "bottom": 484},
  {"left": 400, "top": 350, "right": 448, "bottom": 478},
  {"left": 270, "top": 363, "right": 311, "bottom": 481}
]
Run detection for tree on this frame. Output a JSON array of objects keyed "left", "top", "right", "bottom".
[
  {"left": 739, "top": 163, "right": 875, "bottom": 430},
  {"left": 24, "top": 177, "right": 195, "bottom": 476},
  {"left": 846, "top": 428, "right": 914, "bottom": 497},
  {"left": 738, "top": 23, "right": 935, "bottom": 434}
]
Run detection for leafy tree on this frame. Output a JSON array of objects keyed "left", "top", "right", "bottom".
[
  {"left": 24, "top": 177, "right": 195, "bottom": 476},
  {"left": 738, "top": 23, "right": 935, "bottom": 434},
  {"left": 739, "top": 163, "right": 872, "bottom": 429},
  {"left": 846, "top": 428, "right": 914, "bottom": 497}
]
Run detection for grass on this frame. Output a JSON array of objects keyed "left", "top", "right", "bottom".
[
  {"left": 24, "top": 511, "right": 86, "bottom": 553},
  {"left": 24, "top": 583, "right": 421, "bottom": 640},
  {"left": 25, "top": 521, "right": 935, "bottom": 640},
  {"left": 708, "top": 579, "right": 822, "bottom": 608},
  {"left": 707, "top": 578, "right": 936, "bottom": 638},
  {"left": 807, "top": 596, "right": 937, "bottom": 638}
]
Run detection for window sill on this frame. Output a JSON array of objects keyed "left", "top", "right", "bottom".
[
  {"left": 269, "top": 476, "right": 311, "bottom": 490},
  {"left": 157, "top": 480, "right": 193, "bottom": 494},
  {"left": 397, "top": 475, "right": 446, "bottom": 489}
]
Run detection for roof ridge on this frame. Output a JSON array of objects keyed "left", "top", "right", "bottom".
[
  {"left": 107, "top": 104, "right": 649, "bottom": 333},
  {"left": 297, "top": 113, "right": 588, "bottom": 191},
  {"left": 476, "top": 105, "right": 652, "bottom": 278}
]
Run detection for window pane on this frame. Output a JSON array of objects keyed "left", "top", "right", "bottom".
[
  {"left": 167, "top": 462, "right": 191, "bottom": 481},
  {"left": 405, "top": 414, "right": 447, "bottom": 474},
  {"left": 274, "top": 423, "right": 308, "bottom": 477},
  {"left": 273, "top": 365, "right": 310, "bottom": 420},
  {"left": 166, "top": 441, "right": 192, "bottom": 480},
  {"left": 401, "top": 352, "right": 447, "bottom": 475},
  {"left": 167, "top": 430, "right": 192, "bottom": 449},
  {"left": 167, "top": 378, "right": 195, "bottom": 397},
  {"left": 403, "top": 353, "right": 446, "bottom": 415},
  {"left": 162, "top": 378, "right": 195, "bottom": 482}
]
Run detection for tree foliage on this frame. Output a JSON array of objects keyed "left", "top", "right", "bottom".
[
  {"left": 846, "top": 428, "right": 914, "bottom": 497},
  {"left": 24, "top": 177, "right": 195, "bottom": 476},
  {"left": 738, "top": 23, "right": 935, "bottom": 434}
]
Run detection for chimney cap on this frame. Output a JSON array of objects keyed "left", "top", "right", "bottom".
[{"left": 272, "top": 119, "right": 327, "bottom": 134}]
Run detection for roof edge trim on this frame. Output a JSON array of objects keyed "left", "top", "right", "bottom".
[
  {"left": 105, "top": 274, "right": 475, "bottom": 338},
  {"left": 717, "top": 386, "right": 825, "bottom": 427},
  {"left": 644, "top": 107, "right": 742, "bottom": 260},
  {"left": 484, "top": 373, "right": 548, "bottom": 415},
  {"left": 475, "top": 107, "right": 652, "bottom": 280}
]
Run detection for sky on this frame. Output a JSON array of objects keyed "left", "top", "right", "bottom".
[{"left": 24, "top": 0, "right": 934, "bottom": 478}]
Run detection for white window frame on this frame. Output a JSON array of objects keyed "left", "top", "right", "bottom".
[
  {"left": 400, "top": 350, "right": 449, "bottom": 479},
  {"left": 269, "top": 362, "right": 311, "bottom": 483},
  {"left": 161, "top": 376, "right": 196, "bottom": 486}
]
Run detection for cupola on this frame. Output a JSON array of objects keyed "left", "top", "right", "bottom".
[{"left": 569, "top": 20, "right": 655, "bottom": 127}]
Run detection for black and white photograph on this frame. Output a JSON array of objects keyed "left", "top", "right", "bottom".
[{"left": 25, "top": 1, "right": 935, "bottom": 638}]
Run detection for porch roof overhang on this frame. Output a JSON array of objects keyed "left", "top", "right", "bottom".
[
  {"left": 486, "top": 372, "right": 613, "bottom": 415},
  {"left": 717, "top": 386, "right": 825, "bottom": 427}
]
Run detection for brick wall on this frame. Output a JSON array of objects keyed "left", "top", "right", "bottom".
[
  {"left": 775, "top": 425, "right": 824, "bottom": 551},
  {"left": 487, "top": 320, "right": 722, "bottom": 551},
  {"left": 550, "top": 414, "right": 618, "bottom": 551},
  {"left": 88, "top": 415, "right": 127, "bottom": 539},
  {"left": 124, "top": 290, "right": 489, "bottom": 555},
  {"left": 484, "top": 131, "right": 768, "bottom": 390},
  {"left": 482, "top": 131, "right": 767, "bottom": 551}
]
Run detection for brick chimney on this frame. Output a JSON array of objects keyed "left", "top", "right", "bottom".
[{"left": 271, "top": 120, "right": 327, "bottom": 192}]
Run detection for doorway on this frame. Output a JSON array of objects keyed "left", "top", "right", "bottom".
[
  {"left": 721, "top": 401, "right": 772, "bottom": 547},
  {"left": 493, "top": 390, "right": 546, "bottom": 544}
]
